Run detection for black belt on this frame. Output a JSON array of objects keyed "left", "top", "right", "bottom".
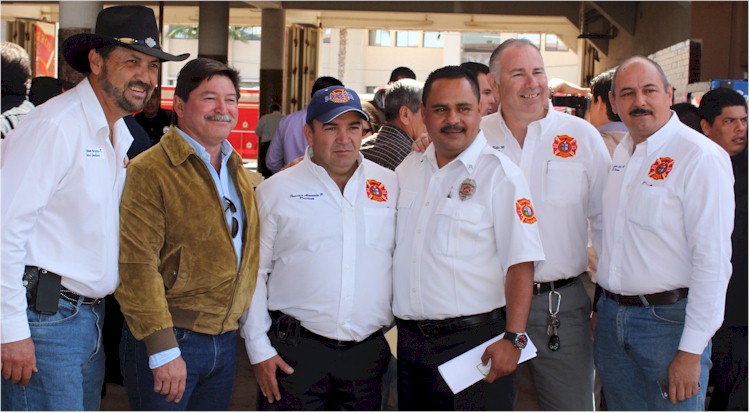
[
  {"left": 533, "top": 274, "right": 582, "bottom": 295},
  {"left": 603, "top": 288, "right": 688, "bottom": 307},
  {"left": 269, "top": 311, "right": 380, "bottom": 348},
  {"left": 396, "top": 307, "right": 506, "bottom": 338},
  {"left": 60, "top": 288, "right": 102, "bottom": 305}
]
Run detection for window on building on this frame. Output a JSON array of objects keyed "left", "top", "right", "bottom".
[
  {"left": 369, "top": 30, "right": 391, "bottom": 47},
  {"left": 323, "top": 28, "right": 332, "bottom": 44},
  {"left": 424, "top": 31, "right": 444, "bottom": 48},
  {"left": 396, "top": 31, "right": 420, "bottom": 47},
  {"left": 518, "top": 33, "right": 541, "bottom": 48},
  {"left": 231, "top": 26, "right": 261, "bottom": 41},
  {"left": 545, "top": 34, "right": 569, "bottom": 52}
]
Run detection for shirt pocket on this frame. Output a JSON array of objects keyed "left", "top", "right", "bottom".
[
  {"left": 431, "top": 198, "right": 486, "bottom": 257},
  {"left": 364, "top": 207, "right": 396, "bottom": 252},
  {"left": 627, "top": 185, "right": 665, "bottom": 229},
  {"left": 543, "top": 161, "right": 585, "bottom": 205}
]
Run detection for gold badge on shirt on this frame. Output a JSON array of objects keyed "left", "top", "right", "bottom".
[
  {"left": 459, "top": 178, "right": 476, "bottom": 201},
  {"left": 366, "top": 179, "right": 388, "bottom": 202}
]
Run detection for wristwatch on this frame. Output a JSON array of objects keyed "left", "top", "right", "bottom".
[{"left": 503, "top": 331, "right": 528, "bottom": 350}]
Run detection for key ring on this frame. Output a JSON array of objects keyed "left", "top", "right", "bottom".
[{"left": 548, "top": 290, "right": 561, "bottom": 316}]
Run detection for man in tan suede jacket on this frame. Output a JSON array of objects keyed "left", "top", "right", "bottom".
[{"left": 116, "top": 58, "right": 259, "bottom": 410}]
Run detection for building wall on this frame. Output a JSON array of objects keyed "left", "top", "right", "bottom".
[
  {"left": 319, "top": 28, "right": 583, "bottom": 94},
  {"left": 691, "top": 1, "right": 748, "bottom": 81},
  {"left": 160, "top": 36, "right": 261, "bottom": 86}
]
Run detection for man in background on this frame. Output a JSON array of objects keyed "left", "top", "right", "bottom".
[
  {"left": 1, "top": 42, "right": 34, "bottom": 140},
  {"left": 698, "top": 87, "right": 748, "bottom": 411},
  {"left": 255, "top": 102, "right": 283, "bottom": 178},
  {"left": 460, "top": 61, "right": 498, "bottom": 115},
  {"left": 134, "top": 86, "right": 173, "bottom": 146},
  {"left": 361, "top": 78, "right": 426, "bottom": 170},
  {"left": 589, "top": 68, "right": 628, "bottom": 157}
]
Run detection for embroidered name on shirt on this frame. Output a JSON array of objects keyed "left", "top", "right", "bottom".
[
  {"left": 552, "top": 135, "right": 577, "bottom": 158},
  {"left": 611, "top": 164, "right": 625, "bottom": 172},
  {"left": 515, "top": 198, "right": 537, "bottom": 224},
  {"left": 366, "top": 179, "right": 388, "bottom": 202},
  {"left": 86, "top": 148, "right": 104, "bottom": 158},
  {"left": 648, "top": 157, "right": 674, "bottom": 180},
  {"left": 289, "top": 193, "right": 323, "bottom": 201}
]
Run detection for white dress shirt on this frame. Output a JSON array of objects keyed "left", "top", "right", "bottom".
[
  {"left": 392, "top": 132, "right": 545, "bottom": 320},
  {"left": 1, "top": 78, "right": 133, "bottom": 343},
  {"left": 241, "top": 149, "right": 397, "bottom": 364},
  {"left": 598, "top": 113, "right": 734, "bottom": 354},
  {"left": 481, "top": 102, "right": 611, "bottom": 282}
]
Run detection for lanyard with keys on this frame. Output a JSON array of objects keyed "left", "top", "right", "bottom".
[{"left": 547, "top": 290, "right": 561, "bottom": 351}]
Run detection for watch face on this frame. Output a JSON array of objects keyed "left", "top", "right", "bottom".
[{"left": 515, "top": 334, "right": 528, "bottom": 349}]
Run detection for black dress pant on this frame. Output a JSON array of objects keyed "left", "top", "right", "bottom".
[
  {"left": 397, "top": 318, "right": 517, "bottom": 411},
  {"left": 708, "top": 326, "right": 748, "bottom": 411},
  {"left": 258, "top": 328, "right": 390, "bottom": 411}
]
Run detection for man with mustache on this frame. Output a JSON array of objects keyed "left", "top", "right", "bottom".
[
  {"left": 0, "top": 6, "right": 187, "bottom": 411},
  {"left": 594, "top": 56, "right": 734, "bottom": 410},
  {"left": 698, "top": 87, "right": 747, "bottom": 411},
  {"left": 480, "top": 38, "right": 611, "bottom": 411},
  {"left": 393, "top": 65, "right": 544, "bottom": 410},
  {"left": 242, "top": 86, "right": 396, "bottom": 410},
  {"left": 116, "top": 58, "right": 259, "bottom": 410}
]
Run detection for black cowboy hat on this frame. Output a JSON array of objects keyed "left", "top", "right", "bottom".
[{"left": 63, "top": 5, "right": 189, "bottom": 73}]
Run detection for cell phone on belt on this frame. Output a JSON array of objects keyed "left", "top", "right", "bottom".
[{"left": 35, "top": 270, "right": 61, "bottom": 315}]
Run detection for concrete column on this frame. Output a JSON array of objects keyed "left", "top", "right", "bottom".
[
  {"left": 259, "top": 8, "right": 285, "bottom": 116},
  {"left": 58, "top": 1, "right": 102, "bottom": 84},
  {"left": 198, "top": 2, "right": 229, "bottom": 63}
]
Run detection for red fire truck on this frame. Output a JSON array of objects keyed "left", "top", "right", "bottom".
[{"left": 159, "top": 86, "right": 261, "bottom": 160}]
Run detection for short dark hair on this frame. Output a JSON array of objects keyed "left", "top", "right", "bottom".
[
  {"left": 590, "top": 68, "right": 621, "bottom": 122},
  {"left": 389, "top": 66, "right": 416, "bottom": 83},
  {"left": 1, "top": 42, "right": 31, "bottom": 95},
  {"left": 671, "top": 103, "right": 702, "bottom": 133},
  {"left": 698, "top": 88, "right": 747, "bottom": 125},
  {"left": 311, "top": 76, "right": 343, "bottom": 98},
  {"left": 270, "top": 102, "right": 281, "bottom": 112},
  {"left": 423, "top": 65, "right": 479, "bottom": 105},
  {"left": 459, "top": 61, "right": 489, "bottom": 77},
  {"left": 174, "top": 58, "right": 240, "bottom": 103}
]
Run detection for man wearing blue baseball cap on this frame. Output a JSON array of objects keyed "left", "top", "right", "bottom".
[{"left": 241, "top": 86, "right": 398, "bottom": 410}]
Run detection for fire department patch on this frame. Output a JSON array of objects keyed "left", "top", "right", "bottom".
[
  {"left": 552, "top": 135, "right": 578, "bottom": 158},
  {"left": 366, "top": 179, "right": 388, "bottom": 202},
  {"left": 327, "top": 88, "right": 351, "bottom": 103},
  {"left": 515, "top": 198, "right": 537, "bottom": 224},
  {"left": 648, "top": 157, "right": 674, "bottom": 180}
]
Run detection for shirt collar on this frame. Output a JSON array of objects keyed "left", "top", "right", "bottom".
[
  {"left": 422, "top": 130, "right": 487, "bottom": 173},
  {"left": 622, "top": 112, "right": 680, "bottom": 157},
  {"left": 175, "top": 126, "right": 233, "bottom": 164}
]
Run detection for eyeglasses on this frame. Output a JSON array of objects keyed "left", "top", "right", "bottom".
[{"left": 224, "top": 197, "right": 239, "bottom": 239}]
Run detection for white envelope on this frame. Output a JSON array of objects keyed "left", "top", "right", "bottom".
[{"left": 437, "top": 333, "right": 538, "bottom": 394}]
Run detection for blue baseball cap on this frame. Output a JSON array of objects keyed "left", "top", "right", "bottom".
[{"left": 306, "top": 87, "right": 369, "bottom": 124}]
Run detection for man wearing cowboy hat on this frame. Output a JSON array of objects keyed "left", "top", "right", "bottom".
[{"left": 0, "top": 5, "right": 187, "bottom": 410}]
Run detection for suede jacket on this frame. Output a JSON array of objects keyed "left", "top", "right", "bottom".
[{"left": 117, "top": 126, "right": 260, "bottom": 356}]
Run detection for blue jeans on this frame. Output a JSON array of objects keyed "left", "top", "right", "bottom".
[
  {"left": 120, "top": 325, "right": 237, "bottom": 410},
  {"left": 594, "top": 295, "right": 711, "bottom": 410},
  {"left": 1, "top": 297, "right": 106, "bottom": 411}
]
